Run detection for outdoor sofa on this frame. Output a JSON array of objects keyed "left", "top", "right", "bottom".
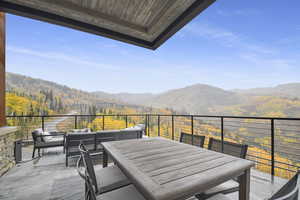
[{"left": 65, "top": 125, "right": 144, "bottom": 166}]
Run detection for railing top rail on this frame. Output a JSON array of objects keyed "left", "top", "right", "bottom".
[{"left": 5, "top": 114, "right": 300, "bottom": 121}]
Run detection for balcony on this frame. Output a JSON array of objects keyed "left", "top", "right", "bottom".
[{"left": 1, "top": 114, "right": 299, "bottom": 200}]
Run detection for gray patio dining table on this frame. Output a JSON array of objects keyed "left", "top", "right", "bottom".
[{"left": 102, "top": 137, "right": 254, "bottom": 200}]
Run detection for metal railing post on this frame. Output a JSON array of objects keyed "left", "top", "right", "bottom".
[
  {"left": 147, "top": 115, "right": 150, "bottom": 136},
  {"left": 271, "top": 119, "right": 275, "bottom": 177},
  {"left": 191, "top": 116, "right": 194, "bottom": 145},
  {"left": 144, "top": 115, "right": 148, "bottom": 136},
  {"left": 74, "top": 115, "right": 78, "bottom": 129},
  {"left": 221, "top": 117, "right": 224, "bottom": 153},
  {"left": 125, "top": 115, "right": 128, "bottom": 128},
  {"left": 42, "top": 116, "right": 45, "bottom": 132},
  {"left": 172, "top": 115, "right": 174, "bottom": 140},
  {"left": 102, "top": 115, "right": 105, "bottom": 130},
  {"left": 158, "top": 115, "right": 160, "bottom": 137}
]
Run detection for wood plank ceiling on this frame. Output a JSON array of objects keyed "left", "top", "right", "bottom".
[{"left": 0, "top": 0, "right": 216, "bottom": 49}]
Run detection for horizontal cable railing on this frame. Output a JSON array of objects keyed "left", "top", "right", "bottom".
[{"left": 6, "top": 114, "right": 300, "bottom": 179}]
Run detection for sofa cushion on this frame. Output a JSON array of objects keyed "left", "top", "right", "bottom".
[
  {"left": 41, "top": 131, "right": 53, "bottom": 142},
  {"left": 71, "top": 128, "right": 91, "bottom": 133}
]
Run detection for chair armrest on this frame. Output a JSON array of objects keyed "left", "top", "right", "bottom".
[{"left": 35, "top": 134, "right": 63, "bottom": 138}]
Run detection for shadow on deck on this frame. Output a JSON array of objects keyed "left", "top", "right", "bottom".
[{"left": 0, "top": 146, "right": 287, "bottom": 200}]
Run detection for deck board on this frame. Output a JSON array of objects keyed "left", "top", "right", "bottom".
[{"left": 0, "top": 145, "right": 288, "bottom": 200}]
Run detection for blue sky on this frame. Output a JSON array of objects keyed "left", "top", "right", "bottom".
[{"left": 6, "top": 0, "right": 300, "bottom": 93}]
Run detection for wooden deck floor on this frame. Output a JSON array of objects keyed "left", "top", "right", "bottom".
[{"left": 0, "top": 146, "right": 288, "bottom": 200}]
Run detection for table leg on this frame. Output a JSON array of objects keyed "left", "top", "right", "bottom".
[
  {"left": 103, "top": 150, "right": 108, "bottom": 168},
  {"left": 239, "top": 169, "right": 250, "bottom": 200}
]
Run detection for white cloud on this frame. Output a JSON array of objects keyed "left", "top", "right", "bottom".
[
  {"left": 240, "top": 53, "right": 296, "bottom": 69},
  {"left": 7, "top": 46, "right": 120, "bottom": 70},
  {"left": 185, "top": 23, "right": 239, "bottom": 46},
  {"left": 184, "top": 23, "right": 277, "bottom": 55},
  {"left": 216, "top": 9, "right": 261, "bottom": 17},
  {"left": 184, "top": 22, "right": 299, "bottom": 70}
]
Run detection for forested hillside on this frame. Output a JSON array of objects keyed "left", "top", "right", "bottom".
[
  {"left": 210, "top": 96, "right": 300, "bottom": 117},
  {"left": 6, "top": 72, "right": 173, "bottom": 116},
  {"left": 6, "top": 91, "right": 58, "bottom": 116},
  {"left": 233, "top": 83, "right": 300, "bottom": 99},
  {"left": 6, "top": 72, "right": 119, "bottom": 109}
]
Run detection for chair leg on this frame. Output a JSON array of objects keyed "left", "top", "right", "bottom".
[
  {"left": 32, "top": 148, "right": 35, "bottom": 158},
  {"left": 66, "top": 156, "right": 68, "bottom": 167}
]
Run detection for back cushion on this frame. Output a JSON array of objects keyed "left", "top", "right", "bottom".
[{"left": 210, "top": 139, "right": 246, "bottom": 158}]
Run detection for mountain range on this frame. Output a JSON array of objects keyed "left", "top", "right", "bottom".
[
  {"left": 93, "top": 84, "right": 244, "bottom": 114},
  {"left": 6, "top": 72, "right": 300, "bottom": 117}
]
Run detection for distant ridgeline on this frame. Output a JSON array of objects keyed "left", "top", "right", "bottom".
[{"left": 6, "top": 72, "right": 300, "bottom": 117}]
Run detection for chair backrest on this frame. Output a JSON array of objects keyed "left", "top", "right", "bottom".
[
  {"left": 78, "top": 143, "right": 99, "bottom": 194},
  {"left": 77, "top": 149, "right": 97, "bottom": 200},
  {"left": 180, "top": 132, "right": 205, "bottom": 148},
  {"left": 269, "top": 171, "right": 299, "bottom": 200},
  {"left": 66, "top": 133, "right": 96, "bottom": 154},
  {"left": 32, "top": 129, "right": 43, "bottom": 143},
  {"left": 96, "top": 130, "right": 119, "bottom": 142},
  {"left": 118, "top": 129, "right": 142, "bottom": 140},
  {"left": 208, "top": 138, "right": 248, "bottom": 159}
]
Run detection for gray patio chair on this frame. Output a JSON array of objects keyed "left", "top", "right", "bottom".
[
  {"left": 77, "top": 162, "right": 145, "bottom": 200},
  {"left": 197, "top": 138, "right": 248, "bottom": 199},
  {"left": 268, "top": 170, "right": 299, "bottom": 200},
  {"left": 32, "top": 129, "right": 65, "bottom": 158},
  {"left": 180, "top": 132, "right": 205, "bottom": 147},
  {"left": 77, "top": 144, "right": 131, "bottom": 195}
]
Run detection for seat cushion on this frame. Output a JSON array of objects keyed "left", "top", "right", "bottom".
[
  {"left": 206, "top": 194, "right": 233, "bottom": 200},
  {"left": 204, "top": 180, "right": 239, "bottom": 195},
  {"left": 96, "top": 165, "right": 131, "bottom": 194},
  {"left": 98, "top": 185, "right": 145, "bottom": 200},
  {"left": 42, "top": 131, "right": 64, "bottom": 142}
]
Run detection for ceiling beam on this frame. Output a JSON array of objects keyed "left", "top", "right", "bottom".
[
  {"left": 151, "top": 0, "right": 216, "bottom": 49},
  {"left": 40, "top": 0, "right": 148, "bottom": 33},
  {"left": 0, "top": 0, "right": 216, "bottom": 50},
  {"left": 0, "top": 1, "right": 154, "bottom": 49}
]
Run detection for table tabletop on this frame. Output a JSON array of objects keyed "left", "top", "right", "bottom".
[{"left": 102, "top": 137, "right": 254, "bottom": 200}]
